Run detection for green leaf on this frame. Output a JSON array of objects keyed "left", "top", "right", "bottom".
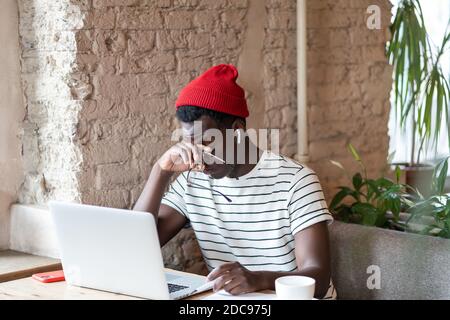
[
  {"left": 333, "top": 205, "right": 352, "bottom": 222},
  {"left": 366, "top": 179, "right": 381, "bottom": 201},
  {"left": 330, "top": 187, "right": 357, "bottom": 211},
  {"left": 375, "top": 212, "right": 388, "bottom": 228},
  {"left": 395, "top": 165, "right": 402, "bottom": 183},
  {"left": 375, "top": 177, "right": 394, "bottom": 189},
  {"left": 348, "top": 144, "right": 361, "bottom": 162},
  {"left": 433, "top": 157, "right": 449, "bottom": 195},
  {"left": 352, "top": 173, "right": 363, "bottom": 191},
  {"left": 391, "top": 197, "right": 401, "bottom": 220},
  {"left": 352, "top": 203, "right": 379, "bottom": 226}
]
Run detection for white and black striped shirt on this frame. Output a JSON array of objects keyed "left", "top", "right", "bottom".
[{"left": 161, "top": 150, "right": 336, "bottom": 299}]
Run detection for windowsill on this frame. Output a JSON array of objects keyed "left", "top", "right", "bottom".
[{"left": 0, "top": 250, "right": 61, "bottom": 283}]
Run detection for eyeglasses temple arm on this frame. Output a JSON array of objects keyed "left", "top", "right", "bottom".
[{"left": 186, "top": 170, "right": 232, "bottom": 202}]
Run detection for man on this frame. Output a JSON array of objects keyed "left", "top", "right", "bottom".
[{"left": 134, "top": 64, "right": 336, "bottom": 299}]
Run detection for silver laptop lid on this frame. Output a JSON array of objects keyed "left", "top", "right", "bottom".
[{"left": 49, "top": 201, "right": 170, "bottom": 299}]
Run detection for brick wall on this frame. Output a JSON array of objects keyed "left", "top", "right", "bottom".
[
  {"left": 262, "top": 0, "right": 393, "bottom": 200},
  {"left": 76, "top": 0, "right": 251, "bottom": 211},
  {"left": 17, "top": 0, "right": 392, "bottom": 273},
  {"left": 0, "top": 0, "right": 25, "bottom": 249},
  {"left": 305, "top": 0, "right": 393, "bottom": 199},
  {"left": 18, "top": 0, "right": 85, "bottom": 205},
  {"left": 263, "top": 0, "right": 298, "bottom": 158}
]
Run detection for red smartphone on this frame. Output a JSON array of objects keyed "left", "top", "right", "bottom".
[{"left": 32, "top": 270, "right": 65, "bottom": 283}]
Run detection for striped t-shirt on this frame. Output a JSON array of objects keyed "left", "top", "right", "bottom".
[{"left": 161, "top": 150, "right": 336, "bottom": 299}]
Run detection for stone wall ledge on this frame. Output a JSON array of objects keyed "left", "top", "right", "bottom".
[{"left": 9, "top": 204, "right": 59, "bottom": 259}]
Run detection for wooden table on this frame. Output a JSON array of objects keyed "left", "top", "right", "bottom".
[
  {"left": 0, "top": 268, "right": 273, "bottom": 300},
  {"left": 0, "top": 250, "right": 61, "bottom": 283}
]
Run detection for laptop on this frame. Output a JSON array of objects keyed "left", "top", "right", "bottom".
[{"left": 49, "top": 201, "right": 213, "bottom": 300}]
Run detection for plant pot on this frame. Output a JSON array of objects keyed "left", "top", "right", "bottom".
[
  {"left": 393, "top": 163, "right": 434, "bottom": 197},
  {"left": 329, "top": 221, "right": 450, "bottom": 299}
]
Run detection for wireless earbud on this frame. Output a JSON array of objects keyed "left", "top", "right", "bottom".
[{"left": 236, "top": 129, "right": 242, "bottom": 144}]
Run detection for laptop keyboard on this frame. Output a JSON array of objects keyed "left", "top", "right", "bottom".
[{"left": 168, "top": 283, "right": 189, "bottom": 293}]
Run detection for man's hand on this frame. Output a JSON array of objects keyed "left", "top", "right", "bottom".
[
  {"left": 157, "top": 141, "right": 211, "bottom": 173},
  {"left": 207, "top": 262, "right": 265, "bottom": 295},
  {"left": 204, "top": 223, "right": 332, "bottom": 298}
]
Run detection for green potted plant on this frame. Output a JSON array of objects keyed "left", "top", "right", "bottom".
[
  {"left": 330, "top": 144, "right": 450, "bottom": 239},
  {"left": 329, "top": 144, "right": 410, "bottom": 228},
  {"left": 328, "top": 146, "right": 450, "bottom": 299},
  {"left": 387, "top": 0, "right": 450, "bottom": 195},
  {"left": 403, "top": 157, "right": 450, "bottom": 238}
]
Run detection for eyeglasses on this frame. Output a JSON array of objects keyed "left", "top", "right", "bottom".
[
  {"left": 186, "top": 152, "right": 232, "bottom": 203},
  {"left": 186, "top": 169, "right": 232, "bottom": 202}
]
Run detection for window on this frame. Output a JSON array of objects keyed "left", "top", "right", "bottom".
[{"left": 388, "top": 0, "right": 450, "bottom": 164}]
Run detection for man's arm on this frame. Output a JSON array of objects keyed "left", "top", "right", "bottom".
[
  {"left": 207, "top": 221, "right": 332, "bottom": 298},
  {"left": 133, "top": 164, "right": 187, "bottom": 246},
  {"left": 133, "top": 163, "right": 172, "bottom": 217},
  {"left": 258, "top": 221, "right": 331, "bottom": 297},
  {"left": 133, "top": 142, "right": 208, "bottom": 246},
  {"left": 155, "top": 205, "right": 188, "bottom": 247}
]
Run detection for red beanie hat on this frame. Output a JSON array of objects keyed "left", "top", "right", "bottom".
[{"left": 175, "top": 64, "right": 249, "bottom": 118}]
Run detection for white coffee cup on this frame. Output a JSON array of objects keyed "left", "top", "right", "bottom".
[{"left": 275, "top": 276, "right": 315, "bottom": 300}]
